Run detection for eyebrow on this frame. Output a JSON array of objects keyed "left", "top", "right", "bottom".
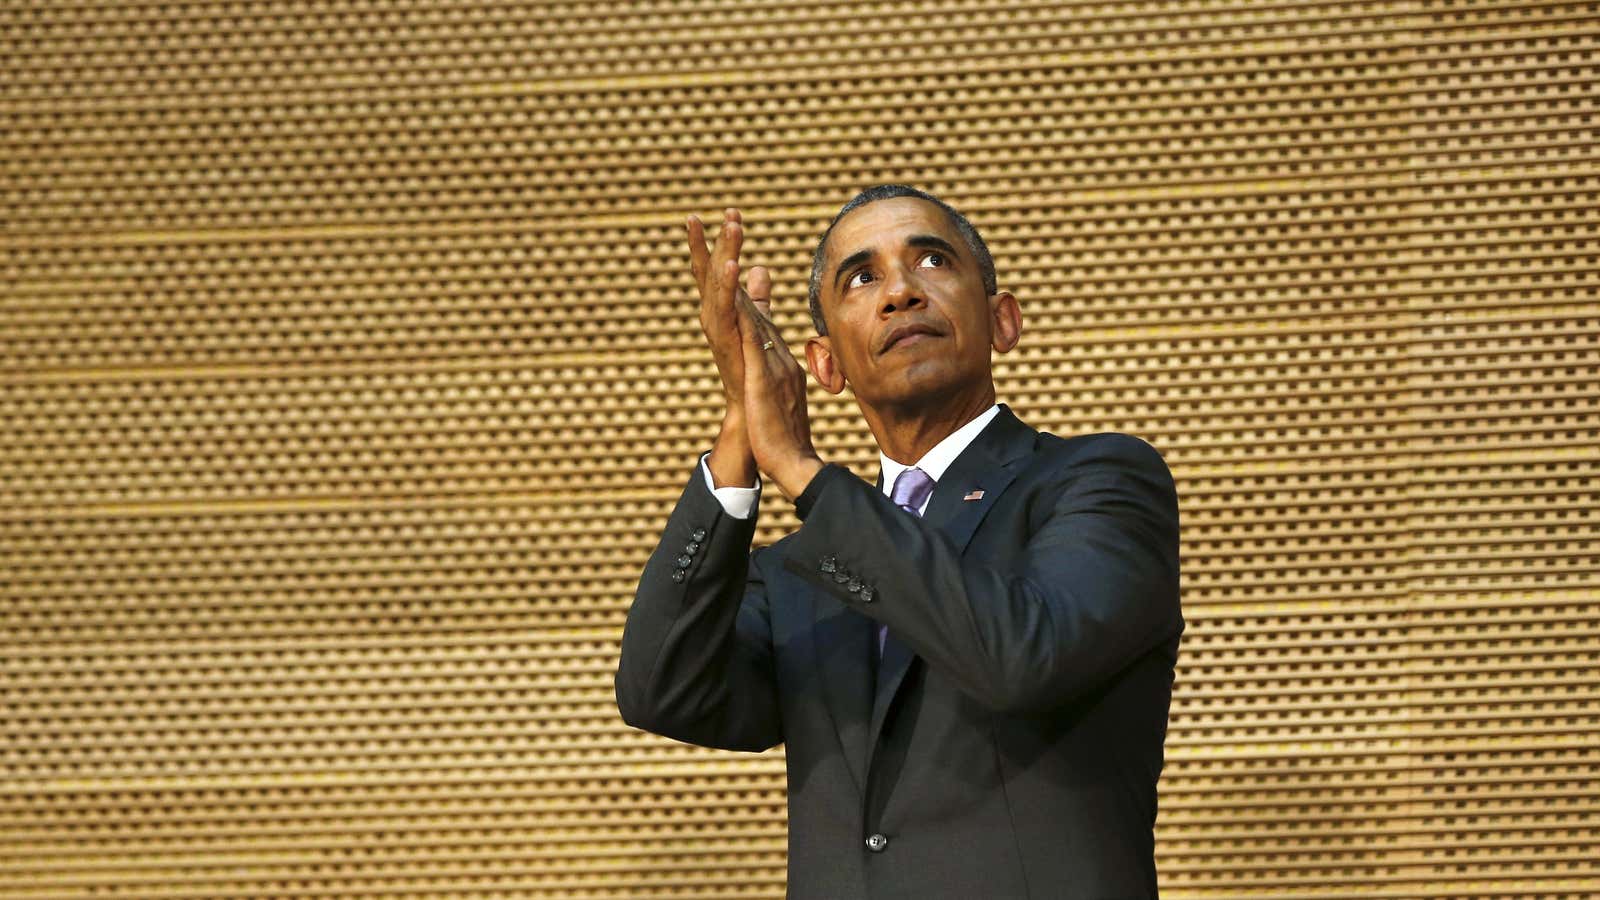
[
  {"left": 907, "top": 233, "right": 962, "bottom": 259},
  {"left": 831, "top": 233, "right": 964, "bottom": 292}
]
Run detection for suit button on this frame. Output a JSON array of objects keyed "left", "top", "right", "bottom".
[
  {"left": 692, "top": 528, "right": 707, "bottom": 541},
  {"left": 675, "top": 554, "right": 692, "bottom": 568},
  {"left": 865, "top": 833, "right": 888, "bottom": 852},
  {"left": 819, "top": 556, "right": 837, "bottom": 574},
  {"left": 859, "top": 586, "right": 876, "bottom": 603},
  {"left": 671, "top": 570, "right": 686, "bottom": 583},
  {"left": 846, "top": 577, "right": 863, "bottom": 593},
  {"left": 685, "top": 541, "right": 700, "bottom": 554}
]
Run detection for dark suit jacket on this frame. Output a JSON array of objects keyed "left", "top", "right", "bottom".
[{"left": 616, "top": 405, "right": 1183, "bottom": 899}]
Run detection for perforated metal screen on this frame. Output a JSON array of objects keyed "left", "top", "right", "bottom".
[{"left": 2, "top": 1, "right": 1597, "bottom": 897}]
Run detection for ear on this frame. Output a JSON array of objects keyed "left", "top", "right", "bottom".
[
  {"left": 990, "top": 291, "right": 1022, "bottom": 353},
  {"left": 805, "top": 335, "right": 847, "bottom": 395}
]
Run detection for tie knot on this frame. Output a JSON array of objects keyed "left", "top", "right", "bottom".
[{"left": 890, "top": 467, "right": 936, "bottom": 516}]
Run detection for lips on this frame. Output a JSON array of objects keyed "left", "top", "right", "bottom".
[{"left": 879, "top": 322, "right": 942, "bottom": 354}]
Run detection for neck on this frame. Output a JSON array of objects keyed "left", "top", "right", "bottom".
[{"left": 861, "top": 383, "right": 997, "bottom": 465}]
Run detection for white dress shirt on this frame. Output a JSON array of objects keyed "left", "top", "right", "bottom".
[{"left": 701, "top": 404, "right": 1001, "bottom": 519}]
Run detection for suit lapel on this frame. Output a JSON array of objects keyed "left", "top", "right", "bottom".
[
  {"left": 864, "top": 445, "right": 1024, "bottom": 752},
  {"left": 809, "top": 406, "right": 1039, "bottom": 800}
]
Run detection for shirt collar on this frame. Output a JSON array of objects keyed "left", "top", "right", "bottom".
[{"left": 878, "top": 404, "right": 1001, "bottom": 506}]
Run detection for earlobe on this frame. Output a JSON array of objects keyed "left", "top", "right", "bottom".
[
  {"left": 805, "top": 336, "right": 847, "bottom": 395},
  {"left": 991, "top": 291, "right": 1022, "bottom": 353}
]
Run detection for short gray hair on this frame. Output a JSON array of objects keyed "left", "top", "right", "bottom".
[{"left": 806, "top": 184, "right": 997, "bottom": 336}]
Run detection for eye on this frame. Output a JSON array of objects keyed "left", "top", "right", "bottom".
[
  {"left": 846, "top": 269, "right": 875, "bottom": 289},
  {"left": 919, "top": 252, "right": 945, "bottom": 268}
]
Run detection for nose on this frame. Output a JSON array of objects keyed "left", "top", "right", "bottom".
[{"left": 880, "top": 267, "right": 925, "bottom": 317}]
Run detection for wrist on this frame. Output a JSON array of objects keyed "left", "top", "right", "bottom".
[
  {"left": 773, "top": 454, "right": 825, "bottom": 500},
  {"left": 708, "top": 417, "right": 758, "bottom": 488}
]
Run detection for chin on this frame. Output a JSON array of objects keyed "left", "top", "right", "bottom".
[{"left": 873, "top": 361, "right": 971, "bottom": 408}]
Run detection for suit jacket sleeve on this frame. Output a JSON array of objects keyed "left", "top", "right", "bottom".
[
  {"left": 784, "top": 433, "right": 1181, "bottom": 715},
  {"left": 613, "top": 462, "right": 782, "bottom": 752}
]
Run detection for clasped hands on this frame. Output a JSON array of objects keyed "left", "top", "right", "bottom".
[{"left": 687, "top": 208, "right": 825, "bottom": 501}]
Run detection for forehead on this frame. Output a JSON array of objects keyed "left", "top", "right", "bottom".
[{"left": 825, "top": 196, "right": 960, "bottom": 266}]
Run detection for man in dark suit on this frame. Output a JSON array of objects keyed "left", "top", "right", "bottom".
[{"left": 615, "top": 185, "right": 1183, "bottom": 898}]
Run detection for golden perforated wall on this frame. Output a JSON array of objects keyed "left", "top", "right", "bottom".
[{"left": 3, "top": 1, "right": 1597, "bottom": 896}]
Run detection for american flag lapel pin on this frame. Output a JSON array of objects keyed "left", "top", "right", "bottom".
[{"left": 962, "top": 489, "right": 985, "bottom": 501}]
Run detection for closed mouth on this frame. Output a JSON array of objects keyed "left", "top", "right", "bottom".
[{"left": 880, "top": 323, "right": 941, "bottom": 354}]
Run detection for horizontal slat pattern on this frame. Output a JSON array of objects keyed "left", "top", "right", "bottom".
[{"left": 2, "top": 0, "right": 1597, "bottom": 897}]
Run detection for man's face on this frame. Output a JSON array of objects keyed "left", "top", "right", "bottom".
[{"left": 811, "top": 197, "right": 1005, "bottom": 410}]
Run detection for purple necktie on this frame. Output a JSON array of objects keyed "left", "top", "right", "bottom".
[{"left": 882, "top": 467, "right": 936, "bottom": 655}]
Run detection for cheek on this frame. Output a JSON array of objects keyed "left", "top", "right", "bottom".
[{"left": 834, "top": 313, "right": 878, "bottom": 369}]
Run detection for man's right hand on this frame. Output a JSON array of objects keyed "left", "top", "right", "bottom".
[{"left": 687, "top": 208, "right": 769, "bottom": 489}]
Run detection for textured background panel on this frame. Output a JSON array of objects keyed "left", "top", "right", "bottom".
[{"left": 2, "top": 1, "right": 1597, "bottom": 897}]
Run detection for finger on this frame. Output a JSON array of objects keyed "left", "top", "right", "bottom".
[
  {"left": 709, "top": 218, "right": 744, "bottom": 307},
  {"left": 715, "top": 219, "right": 744, "bottom": 269},
  {"left": 736, "top": 293, "right": 769, "bottom": 388},
  {"left": 736, "top": 287, "right": 786, "bottom": 357},
  {"left": 746, "top": 266, "right": 772, "bottom": 319},
  {"left": 685, "top": 215, "right": 710, "bottom": 292},
  {"left": 732, "top": 284, "right": 764, "bottom": 339},
  {"left": 721, "top": 259, "right": 743, "bottom": 324}
]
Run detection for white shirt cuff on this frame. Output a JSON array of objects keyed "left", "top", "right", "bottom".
[{"left": 700, "top": 452, "right": 759, "bottom": 520}]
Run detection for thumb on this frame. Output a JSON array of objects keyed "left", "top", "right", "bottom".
[{"left": 746, "top": 266, "right": 772, "bottom": 319}]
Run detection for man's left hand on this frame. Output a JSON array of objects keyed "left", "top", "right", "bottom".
[{"left": 729, "top": 267, "right": 825, "bottom": 500}]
